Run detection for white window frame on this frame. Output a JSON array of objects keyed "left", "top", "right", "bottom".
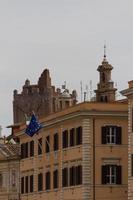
[
  {"left": 106, "top": 165, "right": 117, "bottom": 184},
  {"left": 106, "top": 126, "right": 116, "bottom": 144}
]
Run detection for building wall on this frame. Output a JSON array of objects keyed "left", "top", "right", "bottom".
[
  {"left": 17, "top": 102, "right": 128, "bottom": 200},
  {"left": 0, "top": 159, "right": 20, "bottom": 200}
]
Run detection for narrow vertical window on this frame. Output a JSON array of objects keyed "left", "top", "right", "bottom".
[
  {"left": 76, "top": 126, "right": 82, "bottom": 145},
  {"left": 21, "top": 177, "right": 24, "bottom": 194},
  {"left": 62, "top": 168, "right": 68, "bottom": 187},
  {"left": 25, "top": 142, "right": 28, "bottom": 158},
  {"left": 21, "top": 143, "right": 25, "bottom": 159},
  {"left": 0, "top": 174, "right": 2, "bottom": 187},
  {"left": 25, "top": 176, "right": 28, "bottom": 193},
  {"left": 70, "top": 128, "right": 75, "bottom": 147},
  {"left": 76, "top": 165, "right": 82, "bottom": 185},
  {"left": 38, "top": 173, "right": 43, "bottom": 191},
  {"left": 131, "top": 154, "right": 133, "bottom": 176},
  {"left": 46, "top": 136, "right": 50, "bottom": 153},
  {"left": 30, "top": 140, "right": 34, "bottom": 157},
  {"left": 38, "top": 138, "right": 42, "bottom": 155},
  {"left": 69, "top": 166, "right": 75, "bottom": 186},
  {"left": 30, "top": 175, "right": 33, "bottom": 193},
  {"left": 62, "top": 130, "right": 68, "bottom": 148},
  {"left": 46, "top": 171, "right": 50, "bottom": 190},
  {"left": 53, "top": 170, "right": 58, "bottom": 189},
  {"left": 54, "top": 133, "right": 58, "bottom": 151}
]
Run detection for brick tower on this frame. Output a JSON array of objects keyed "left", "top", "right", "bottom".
[{"left": 13, "top": 69, "right": 77, "bottom": 123}]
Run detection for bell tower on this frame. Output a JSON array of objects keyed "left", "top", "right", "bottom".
[{"left": 95, "top": 46, "right": 117, "bottom": 102}]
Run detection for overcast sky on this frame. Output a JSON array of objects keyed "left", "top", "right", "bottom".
[{"left": 0, "top": 0, "right": 133, "bottom": 135}]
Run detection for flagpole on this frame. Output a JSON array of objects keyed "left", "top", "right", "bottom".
[{"left": 33, "top": 133, "right": 37, "bottom": 200}]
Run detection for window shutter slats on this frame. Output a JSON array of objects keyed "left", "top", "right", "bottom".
[
  {"left": 101, "top": 127, "right": 106, "bottom": 144},
  {"left": 116, "top": 166, "right": 122, "bottom": 184},
  {"left": 102, "top": 166, "right": 107, "bottom": 184},
  {"left": 116, "top": 127, "right": 122, "bottom": 144}
]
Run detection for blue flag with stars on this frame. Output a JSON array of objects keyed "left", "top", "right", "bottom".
[{"left": 25, "top": 114, "right": 43, "bottom": 137}]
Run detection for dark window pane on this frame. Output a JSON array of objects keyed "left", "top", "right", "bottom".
[
  {"left": 46, "top": 172, "right": 50, "bottom": 190},
  {"left": 116, "top": 127, "right": 122, "bottom": 144},
  {"left": 53, "top": 170, "right": 58, "bottom": 189},
  {"left": 70, "top": 166, "right": 75, "bottom": 186},
  {"left": 30, "top": 141, "right": 34, "bottom": 157},
  {"left": 30, "top": 175, "right": 33, "bottom": 193},
  {"left": 76, "top": 165, "right": 82, "bottom": 185},
  {"left": 25, "top": 142, "right": 28, "bottom": 158},
  {"left": 101, "top": 127, "right": 107, "bottom": 144},
  {"left": 102, "top": 165, "right": 107, "bottom": 184},
  {"left": 38, "top": 138, "right": 42, "bottom": 155},
  {"left": 21, "top": 144, "right": 25, "bottom": 159},
  {"left": 46, "top": 136, "right": 50, "bottom": 153},
  {"left": 116, "top": 166, "right": 122, "bottom": 184},
  {"left": 70, "top": 128, "right": 75, "bottom": 147},
  {"left": 131, "top": 154, "right": 133, "bottom": 176},
  {"left": 21, "top": 177, "right": 24, "bottom": 194},
  {"left": 76, "top": 127, "right": 82, "bottom": 145},
  {"left": 62, "top": 168, "right": 68, "bottom": 187},
  {"left": 38, "top": 173, "right": 43, "bottom": 191},
  {"left": 62, "top": 130, "right": 68, "bottom": 148},
  {"left": 25, "top": 176, "right": 28, "bottom": 193},
  {"left": 54, "top": 133, "right": 58, "bottom": 151}
]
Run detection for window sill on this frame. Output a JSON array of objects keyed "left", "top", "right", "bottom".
[{"left": 62, "top": 185, "right": 82, "bottom": 190}]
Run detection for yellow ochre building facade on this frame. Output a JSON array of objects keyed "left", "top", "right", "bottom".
[{"left": 13, "top": 54, "right": 128, "bottom": 200}]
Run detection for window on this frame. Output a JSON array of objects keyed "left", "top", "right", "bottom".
[
  {"left": 76, "top": 127, "right": 82, "bottom": 145},
  {"left": 30, "top": 141, "right": 34, "bottom": 157},
  {"left": 100, "top": 95, "right": 108, "bottom": 102},
  {"left": 38, "top": 173, "right": 43, "bottom": 191},
  {"left": 46, "top": 171, "right": 50, "bottom": 190},
  {"left": 131, "top": 154, "right": 133, "bottom": 176},
  {"left": 21, "top": 143, "right": 25, "bottom": 159},
  {"left": 25, "top": 142, "right": 28, "bottom": 158},
  {"left": 38, "top": 138, "right": 42, "bottom": 155},
  {"left": 102, "top": 165, "right": 121, "bottom": 184},
  {"left": 70, "top": 166, "right": 75, "bottom": 186},
  {"left": 70, "top": 128, "right": 75, "bottom": 147},
  {"left": 46, "top": 136, "right": 50, "bottom": 153},
  {"left": 54, "top": 133, "right": 58, "bottom": 151},
  {"left": 30, "top": 175, "right": 34, "bottom": 193},
  {"left": 62, "top": 130, "right": 68, "bottom": 148},
  {"left": 75, "top": 165, "right": 82, "bottom": 185},
  {"left": 0, "top": 174, "right": 3, "bottom": 187},
  {"left": 53, "top": 170, "right": 58, "bottom": 189},
  {"left": 102, "top": 126, "right": 122, "bottom": 144},
  {"left": 21, "top": 177, "right": 24, "bottom": 194},
  {"left": 62, "top": 168, "right": 68, "bottom": 187},
  {"left": 25, "top": 176, "right": 28, "bottom": 193}
]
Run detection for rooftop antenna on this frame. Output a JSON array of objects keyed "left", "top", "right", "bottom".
[
  {"left": 84, "top": 92, "right": 87, "bottom": 102},
  {"left": 104, "top": 41, "right": 107, "bottom": 61},
  {"left": 89, "top": 80, "right": 93, "bottom": 101},
  {"left": 62, "top": 81, "right": 66, "bottom": 90},
  {"left": 80, "top": 81, "right": 83, "bottom": 102},
  {"left": 86, "top": 85, "right": 89, "bottom": 101}
]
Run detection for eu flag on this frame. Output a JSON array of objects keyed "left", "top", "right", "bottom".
[{"left": 25, "top": 114, "right": 42, "bottom": 137}]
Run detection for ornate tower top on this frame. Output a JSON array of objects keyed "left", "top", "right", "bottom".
[{"left": 95, "top": 47, "right": 117, "bottom": 102}]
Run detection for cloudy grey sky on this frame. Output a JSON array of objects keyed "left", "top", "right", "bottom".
[{"left": 0, "top": 0, "right": 133, "bottom": 135}]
